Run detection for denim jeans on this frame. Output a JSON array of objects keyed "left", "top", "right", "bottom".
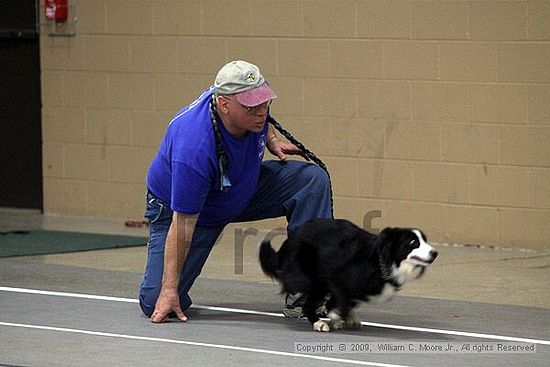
[{"left": 139, "top": 160, "right": 332, "bottom": 317}]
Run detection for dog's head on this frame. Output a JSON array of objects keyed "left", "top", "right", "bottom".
[{"left": 377, "top": 227, "right": 438, "bottom": 284}]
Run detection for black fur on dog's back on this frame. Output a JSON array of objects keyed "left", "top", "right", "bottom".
[{"left": 259, "top": 218, "right": 383, "bottom": 297}]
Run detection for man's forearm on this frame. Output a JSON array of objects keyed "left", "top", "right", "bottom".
[{"left": 162, "top": 212, "right": 199, "bottom": 290}]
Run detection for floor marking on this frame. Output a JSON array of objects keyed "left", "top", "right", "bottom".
[
  {"left": 0, "top": 286, "right": 139, "bottom": 304},
  {"left": 1, "top": 286, "right": 549, "bottom": 346},
  {"left": 0, "top": 321, "right": 409, "bottom": 367},
  {"left": 357, "top": 321, "right": 550, "bottom": 346}
]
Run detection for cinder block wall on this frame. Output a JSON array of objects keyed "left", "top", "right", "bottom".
[{"left": 40, "top": 0, "right": 550, "bottom": 250}]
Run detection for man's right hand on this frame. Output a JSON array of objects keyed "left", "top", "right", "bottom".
[{"left": 150, "top": 288, "right": 188, "bottom": 323}]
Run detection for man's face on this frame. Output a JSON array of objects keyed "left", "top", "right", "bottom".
[{"left": 219, "top": 96, "right": 271, "bottom": 135}]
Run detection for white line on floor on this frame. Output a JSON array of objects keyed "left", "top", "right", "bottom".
[
  {"left": 0, "top": 321, "right": 409, "bottom": 367},
  {"left": 1, "top": 286, "right": 549, "bottom": 346},
  {"left": 0, "top": 286, "right": 140, "bottom": 304}
]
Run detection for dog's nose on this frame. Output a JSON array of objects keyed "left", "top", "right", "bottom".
[{"left": 430, "top": 250, "right": 438, "bottom": 261}]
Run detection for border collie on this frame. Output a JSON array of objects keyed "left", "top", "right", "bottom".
[{"left": 259, "top": 218, "right": 438, "bottom": 332}]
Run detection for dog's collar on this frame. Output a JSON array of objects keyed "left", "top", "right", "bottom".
[{"left": 379, "top": 254, "right": 401, "bottom": 290}]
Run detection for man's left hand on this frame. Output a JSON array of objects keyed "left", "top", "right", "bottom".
[{"left": 267, "top": 138, "right": 306, "bottom": 161}]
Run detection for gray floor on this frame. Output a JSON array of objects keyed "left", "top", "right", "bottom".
[
  {"left": 1, "top": 257, "right": 549, "bottom": 367},
  {"left": 1, "top": 210, "right": 549, "bottom": 366}
]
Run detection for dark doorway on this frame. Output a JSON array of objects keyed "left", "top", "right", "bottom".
[{"left": 0, "top": 0, "right": 42, "bottom": 209}]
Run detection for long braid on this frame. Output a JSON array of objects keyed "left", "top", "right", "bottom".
[
  {"left": 267, "top": 115, "right": 334, "bottom": 218},
  {"left": 210, "top": 94, "right": 232, "bottom": 191}
]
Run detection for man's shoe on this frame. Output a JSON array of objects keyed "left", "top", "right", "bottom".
[
  {"left": 283, "top": 292, "right": 307, "bottom": 318},
  {"left": 282, "top": 293, "right": 328, "bottom": 318}
]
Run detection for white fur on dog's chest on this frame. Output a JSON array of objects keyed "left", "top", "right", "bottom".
[{"left": 368, "top": 283, "right": 398, "bottom": 303}]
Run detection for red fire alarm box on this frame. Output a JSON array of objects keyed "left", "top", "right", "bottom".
[{"left": 45, "top": 0, "right": 68, "bottom": 23}]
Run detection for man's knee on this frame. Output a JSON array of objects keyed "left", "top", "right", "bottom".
[
  {"left": 302, "top": 164, "right": 330, "bottom": 188},
  {"left": 139, "top": 289, "right": 158, "bottom": 317}
]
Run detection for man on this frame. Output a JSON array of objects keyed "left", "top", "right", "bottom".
[{"left": 139, "top": 60, "right": 332, "bottom": 323}]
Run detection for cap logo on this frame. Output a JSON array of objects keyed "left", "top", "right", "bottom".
[{"left": 244, "top": 71, "right": 256, "bottom": 83}]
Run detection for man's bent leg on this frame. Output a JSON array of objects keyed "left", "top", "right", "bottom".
[
  {"left": 139, "top": 192, "right": 172, "bottom": 317},
  {"left": 139, "top": 191, "right": 224, "bottom": 317},
  {"left": 234, "top": 160, "right": 332, "bottom": 231},
  {"left": 177, "top": 225, "right": 225, "bottom": 310}
]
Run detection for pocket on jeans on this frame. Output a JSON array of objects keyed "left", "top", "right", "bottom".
[{"left": 144, "top": 200, "right": 164, "bottom": 224}]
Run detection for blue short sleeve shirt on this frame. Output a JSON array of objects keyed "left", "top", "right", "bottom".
[{"left": 146, "top": 87, "right": 268, "bottom": 226}]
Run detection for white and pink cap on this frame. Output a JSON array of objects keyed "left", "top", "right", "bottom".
[{"left": 214, "top": 60, "right": 277, "bottom": 107}]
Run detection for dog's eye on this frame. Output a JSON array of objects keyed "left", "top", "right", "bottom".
[{"left": 409, "top": 239, "right": 418, "bottom": 247}]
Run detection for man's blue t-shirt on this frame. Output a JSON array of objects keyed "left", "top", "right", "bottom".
[{"left": 147, "top": 86, "right": 268, "bottom": 227}]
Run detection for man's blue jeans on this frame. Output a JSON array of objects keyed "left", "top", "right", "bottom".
[{"left": 139, "top": 160, "right": 332, "bottom": 317}]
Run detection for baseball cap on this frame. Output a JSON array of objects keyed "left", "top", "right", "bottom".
[{"left": 214, "top": 60, "right": 277, "bottom": 107}]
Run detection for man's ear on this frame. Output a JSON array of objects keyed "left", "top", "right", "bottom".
[{"left": 216, "top": 96, "right": 230, "bottom": 113}]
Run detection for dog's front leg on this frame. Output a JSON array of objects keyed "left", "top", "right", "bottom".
[
  {"left": 304, "top": 293, "right": 330, "bottom": 332},
  {"left": 344, "top": 310, "right": 361, "bottom": 329},
  {"left": 342, "top": 301, "right": 361, "bottom": 329},
  {"left": 326, "top": 287, "right": 356, "bottom": 330},
  {"left": 327, "top": 309, "right": 344, "bottom": 330}
]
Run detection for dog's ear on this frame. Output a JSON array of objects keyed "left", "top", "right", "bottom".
[{"left": 376, "top": 227, "right": 394, "bottom": 263}]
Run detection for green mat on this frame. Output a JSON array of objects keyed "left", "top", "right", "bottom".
[{"left": 0, "top": 230, "right": 147, "bottom": 257}]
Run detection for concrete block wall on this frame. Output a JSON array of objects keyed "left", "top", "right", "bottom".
[{"left": 39, "top": 0, "right": 550, "bottom": 249}]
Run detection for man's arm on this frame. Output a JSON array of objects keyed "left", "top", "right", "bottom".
[{"left": 150, "top": 211, "right": 199, "bottom": 323}]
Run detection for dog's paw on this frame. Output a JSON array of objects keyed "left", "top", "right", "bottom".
[
  {"left": 313, "top": 320, "right": 330, "bottom": 332},
  {"left": 344, "top": 312, "right": 361, "bottom": 330},
  {"left": 328, "top": 310, "right": 344, "bottom": 330}
]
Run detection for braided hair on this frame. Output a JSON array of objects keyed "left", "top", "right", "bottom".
[
  {"left": 209, "top": 95, "right": 334, "bottom": 217},
  {"left": 267, "top": 115, "right": 334, "bottom": 217}
]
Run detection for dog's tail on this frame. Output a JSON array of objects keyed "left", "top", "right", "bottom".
[{"left": 259, "top": 240, "right": 279, "bottom": 279}]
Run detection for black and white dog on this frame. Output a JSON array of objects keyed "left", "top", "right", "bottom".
[{"left": 259, "top": 218, "right": 438, "bottom": 332}]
